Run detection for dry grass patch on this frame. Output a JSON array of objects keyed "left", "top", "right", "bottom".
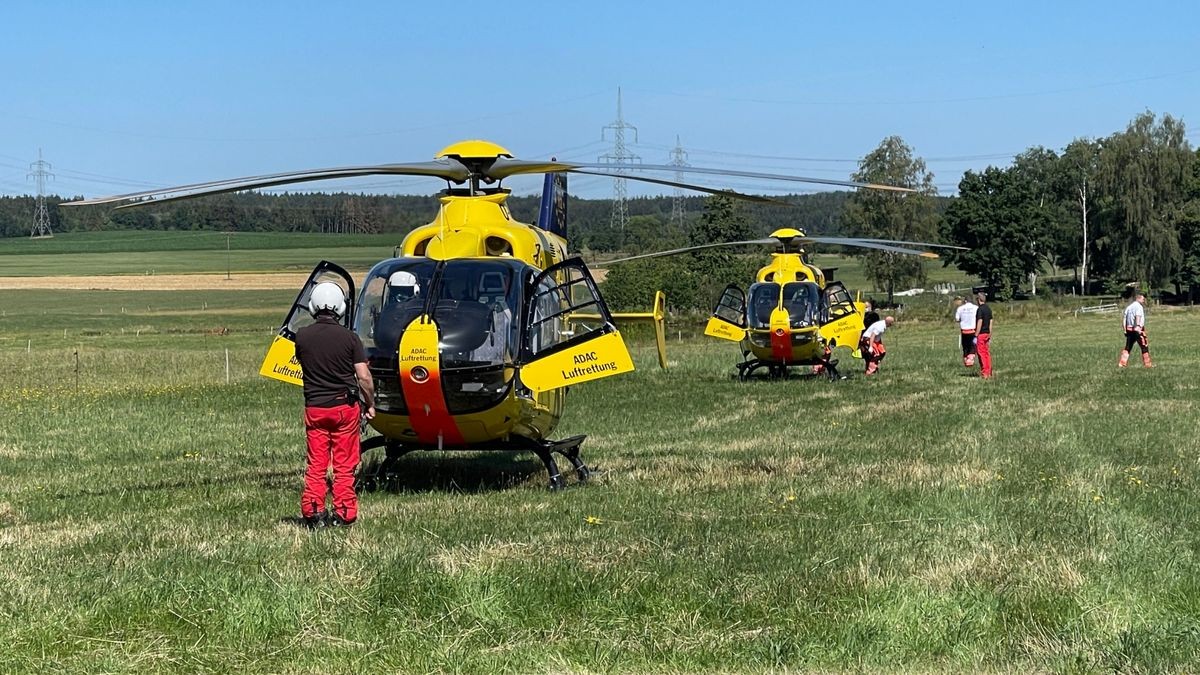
[
  {"left": 432, "top": 540, "right": 539, "bottom": 576},
  {"left": 830, "top": 458, "right": 996, "bottom": 491}
]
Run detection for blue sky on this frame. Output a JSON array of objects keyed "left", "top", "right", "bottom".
[{"left": 0, "top": 0, "right": 1196, "bottom": 201}]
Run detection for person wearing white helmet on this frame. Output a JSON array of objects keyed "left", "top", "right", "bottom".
[
  {"left": 293, "top": 281, "right": 375, "bottom": 529},
  {"left": 387, "top": 270, "right": 420, "bottom": 304}
]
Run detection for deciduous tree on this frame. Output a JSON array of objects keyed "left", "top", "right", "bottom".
[{"left": 843, "top": 136, "right": 939, "bottom": 302}]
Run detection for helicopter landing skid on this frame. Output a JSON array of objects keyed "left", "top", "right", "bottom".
[
  {"left": 357, "top": 434, "right": 589, "bottom": 491},
  {"left": 736, "top": 357, "right": 843, "bottom": 382},
  {"left": 515, "top": 435, "right": 590, "bottom": 491}
]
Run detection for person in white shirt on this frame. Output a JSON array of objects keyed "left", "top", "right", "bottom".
[
  {"left": 953, "top": 296, "right": 978, "bottom": 367},
  {"left": 1119, "top": 293, "right": 1152, "bottom": 368},
  {"left": 859, "top": 315, "right": 894, "bottom": 375}
]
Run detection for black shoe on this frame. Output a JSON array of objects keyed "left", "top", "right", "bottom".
[
  {"left": 328, "top": 513, "right": 356, "bottom": 528},
  {"left": 302, "top": 512, "right": 327, "bottom": 530}
]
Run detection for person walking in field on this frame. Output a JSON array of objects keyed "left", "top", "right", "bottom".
[
  {"left": 1119, "top": 292, "right": 1152, "bottom": 368},
  {"left": 974, "top": 292, "right": 993, "bottom": 379},
  {"left": 294, "top": 282, "right": 375, "bottom": 529},
  {"left": 860, "top": 315, "right": 894, "bottom": 375},
  {"left": 953, "top": 296, "right": 978, "bottom": 367}
]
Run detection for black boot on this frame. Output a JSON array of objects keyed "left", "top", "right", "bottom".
[
  {"left": 303, "top": 502, "right": 327, "bottom": 529},
  {"left": 328, "top": 505, "right": 356, "bottom": 528}
]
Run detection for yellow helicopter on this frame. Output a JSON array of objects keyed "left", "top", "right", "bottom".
[
  {"left": 67, "top": 139, "right": 910, "bottom": 488},
  {"left": 608, "top": 228, "right": 961, "bottom": 380}
]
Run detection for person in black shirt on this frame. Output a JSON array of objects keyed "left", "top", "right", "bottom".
[
  {"left": 294, "top": 282, "right": 375, "bottom": 528},
  {"left": 973, "top": 292, "right": 993, "bottom": 379}
]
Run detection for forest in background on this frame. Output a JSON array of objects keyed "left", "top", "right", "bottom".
[{"left": 3, "top": 111, "right": 1198, "bottom": 305}]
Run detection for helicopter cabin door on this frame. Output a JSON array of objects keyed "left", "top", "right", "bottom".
[
  {"left": 818, "top": 281, "right": 863, "bottom": 353},
  {"left": 704, "top": 284, "right": 748, "bottom": 342},
  {"left": 519, "top": 258, "right": 635, "bottom": 394},
  {"left": 259, "top": 260, "right": 356, "bottom": 386}
]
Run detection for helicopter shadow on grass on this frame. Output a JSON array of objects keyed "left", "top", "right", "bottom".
[{"left": 355, "top": 449, "right": 549, "bottom": 494}]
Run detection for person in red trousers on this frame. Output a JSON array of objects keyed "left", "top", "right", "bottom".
[
  {"left": 294, "top": 282, "right": 375, "bottom": 529},
  {"left": 974, "top": 291, "right": 993, "bottom": 379}
]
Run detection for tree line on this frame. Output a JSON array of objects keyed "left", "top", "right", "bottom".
[
  {"left": 0, "top": 188, "right": 875, "bottom": 252},
  {"left": 4, "top": 110, "right": 1196, "bottom": 305}
]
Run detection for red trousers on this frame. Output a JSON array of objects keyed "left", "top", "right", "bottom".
[
  {"left": 977, "top": 333, "right": 992, "bottom": 378},
  {"left": 302, "top": 404, "right": 360, "bottom": 521}
]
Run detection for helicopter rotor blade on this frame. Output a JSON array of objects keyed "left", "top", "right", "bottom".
[
  {"left": 486, "top": 157, "right": 914, "bottom": 193},
  {"left": 63, "top": 159, "right": 473, "bottom": 207},
  {"left": 817, "top": 236, "right": 967, "bottom": 250},
  {"left": 570, "top": 170, "right": 795, "bottom": 206},
  {"left": 603, "top": 239, "right": 778, "bottom": 265},
  {"left": 802, "top": 237, "right": 940, "bottom": 258}
]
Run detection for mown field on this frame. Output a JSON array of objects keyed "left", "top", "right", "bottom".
[{"left": 1, "top": 279, "right": 1198, "bottom": 672}]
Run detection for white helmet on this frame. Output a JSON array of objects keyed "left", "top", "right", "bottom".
[
  {"left": 308, "top": 281, "right": 347, "bottom": 318},
  {"left": 388, "top": 270, "right": 420, "bottom": 295}
]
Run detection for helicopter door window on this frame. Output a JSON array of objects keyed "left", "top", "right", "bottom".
[
  {"left": 783, "top": 282, "right": 821, "bottom": 328},
  {"left": 747, "top": 283, "right": 781, "bottom": 329},
  {"left": 824, "top": 282, "right": 856, "bottom": 321},
  {"left": 281, "top": 261, "right": 356, "bottom": 337},
  {"left": 712, "top": 285, "right": 747, "bottom": 328},
  {"left": 525, "top": 259, "right": 613, "bottom": 360}
]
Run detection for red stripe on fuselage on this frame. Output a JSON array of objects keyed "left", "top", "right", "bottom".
[
  {"left": 771, "top": 328, "right": 790, "bottom": 362},
  {"left": 400, "top": 365, "right": 465, "bottom": 447}
]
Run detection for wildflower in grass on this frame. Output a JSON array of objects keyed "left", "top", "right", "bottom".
[
  {"left": 584, "top": 515, "right": 603, "bottom": 525},
  {"left": 1093, "top": 494, "right": 1103, "bottom": 503}
]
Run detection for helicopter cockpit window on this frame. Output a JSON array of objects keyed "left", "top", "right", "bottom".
[
  {"left": 433, "top": 259, "right": 525, "bottom": 414},
  {"left": 431, "top": 260, "right": 522, "bottom": 369},
  {"left": 356, "top": 258, "right": 438, "bottom": 354},
  {"left": 747, "top": 283, "right": 781, "bottom": 329},
  {"left": 783, "top": 282, "right": 822, "bottom": 328}
]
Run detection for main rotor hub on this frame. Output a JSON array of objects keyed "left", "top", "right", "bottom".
[{"left": 435, "top": 140, "right": 513, "bottom": 162}]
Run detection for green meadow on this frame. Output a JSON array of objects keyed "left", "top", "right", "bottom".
[{"left": 1, "top": 244, "right": 1198, "bottom": 671}]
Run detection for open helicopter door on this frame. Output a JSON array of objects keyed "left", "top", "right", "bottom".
[
  {"left": 259, "top": 260, "right": 356, "bottom": 386},
  {"left": 704, "top": 284, "right": 748, "bottom": 342},
  {"left": 519, "top": 258, "right": 635, "bottom": 394},
  {"left": 818, "top": 281, "right": 864, "bottom": 356}
]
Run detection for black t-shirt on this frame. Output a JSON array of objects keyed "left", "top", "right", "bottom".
[
  {"left": 976, "top": 303, "right": 993, "bottom": 334},
  {"left": 295, "top": 316, "right": 367, "bottom": 407}
]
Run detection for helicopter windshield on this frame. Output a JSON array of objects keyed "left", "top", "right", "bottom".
[
  {"left": 358, "top": 257, "right": 528, "bottom": 416},
  {"left": 783, "top": 282, "right": 822, "bottom": 328},
  {"left": 357, "top": 258, "right": 439, "bottom": 354},
  {"left": 747, "top": 283, "right": 780, "bottom": 329},
  {"left": 431, "top": 259, "right": 523, "bottom": 368}
]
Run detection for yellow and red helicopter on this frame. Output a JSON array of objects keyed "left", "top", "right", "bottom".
[
  {"left": 608, "top": 228, "right": 961, "bottom": 380},
  {"left": 67, "top": 139, "right": 910, "bottom": 488}
]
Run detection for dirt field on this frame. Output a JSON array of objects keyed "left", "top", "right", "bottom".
[{"left": 0, "top": 273, "right": 312, "bottom": 290}]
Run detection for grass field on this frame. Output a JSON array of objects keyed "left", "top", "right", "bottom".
[{"left": 2, "top": 280, "right": 1198, "bottom": 672}]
